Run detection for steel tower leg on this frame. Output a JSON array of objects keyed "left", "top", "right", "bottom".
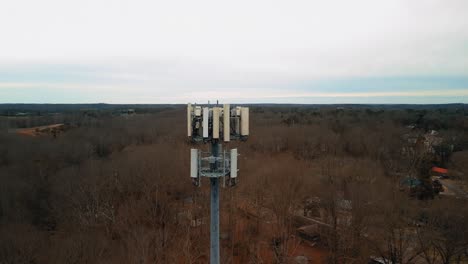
[
  {"left": 210, "top": 142, "right": 220, "bottom": 264},
  {"left": 210, "top": 177, "right": 220, "bottom": 264}
]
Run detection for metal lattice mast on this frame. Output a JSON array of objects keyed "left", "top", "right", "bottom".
[
  {"left": 188, "top": 103, "right": 249, "bottom": 264},
  {"left": 210, "top": 141, "right": 220, "bottom": 264}
]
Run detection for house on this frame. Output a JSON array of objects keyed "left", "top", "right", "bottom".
[
  {"left": 120, "top": 109, "right": 136, "bottom": 116},
  {"left": 432, "top": 166, "right": 448, "bottom": 175}
]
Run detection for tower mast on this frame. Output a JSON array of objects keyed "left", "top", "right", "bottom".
[{"left": 188, "top": 103, "right": 249, "bottom": 264}]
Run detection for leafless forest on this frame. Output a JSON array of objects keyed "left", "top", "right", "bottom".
[{"left": 1, "top": 104, "right": 467, "bottom": 264}]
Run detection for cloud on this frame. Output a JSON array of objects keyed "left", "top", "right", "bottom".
[
  {"left": 1, "top": 0, "right": 468, "bottom": 75},
  {"left": 0, "top": 0, "right": 468, "bottom": 103}
]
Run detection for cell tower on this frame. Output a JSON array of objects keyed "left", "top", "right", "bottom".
[{"left": 187, "top": 103, "right": 249, "bottom": 264}]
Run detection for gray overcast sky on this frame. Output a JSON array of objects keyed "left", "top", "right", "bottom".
[{"left": 1, "top": 0, "right": 467, "bottom": 103}]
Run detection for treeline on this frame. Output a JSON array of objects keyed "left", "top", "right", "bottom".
[{"left": 0, "top": 103, "right": 180, "bottom": 114}]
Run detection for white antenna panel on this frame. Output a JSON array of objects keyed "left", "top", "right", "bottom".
[
  {"left": 241, "top": 107, "right": 249, "bottom": 136},
  {"left": 223, "top": 104, "right": 230, "bottom": 142},
  {"left": 213, "top": 107, "right": 220, "bottom": 139},
  {"left": 190, "top": 149, "right": 198, "bottom": 178},
  {"left": 195, "top": 106, "right": 202, "bottom": 116},
  {"left": 236, "top": 106, "right": 241, "bottom": 116},
  {"left": 203, "top": 107, "right": 209, "bottom": 138},
  {"left": 230, "top": 148, "right": 238, "bottom": 178},
  {"left": 187, "top": 103, "right": 192, "bottom": 137}
]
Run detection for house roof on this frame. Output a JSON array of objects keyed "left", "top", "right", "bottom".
[{"left": 432, "top": 167, "right": 448, "bottom": 174}]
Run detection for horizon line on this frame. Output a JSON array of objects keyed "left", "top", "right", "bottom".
[{"left": 0, "top": 102, "right": 466, "bottom": 106}]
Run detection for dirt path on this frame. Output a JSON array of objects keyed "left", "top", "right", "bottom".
[{"left": 16, "top": 123, "right": 64, "bottom": 137}]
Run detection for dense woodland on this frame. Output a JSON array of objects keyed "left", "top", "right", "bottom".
[{"left": 1, "top": 104, "right": 468, "bottom": 264}]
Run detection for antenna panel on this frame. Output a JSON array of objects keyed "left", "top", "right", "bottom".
[
  {"left": 195, "top": 106, "right": 202, "bottom": 116},
  {"left": 203, "top": 107, "right": 209, "bottom": 138},
  {"left": 190, "top": 149, "right": 198, "bottom": 178},
  {"left": 223, "top": 104, "right": 230, "bottom": 142},
  {"left": 213, "top": 107, "right": 220, "bottom": 139},
  {"left": 230, "top": 148, "right": 238, "bottom": 178},
  {"left": 236, "top": 106, "right": 241, "bottom": 116},
  {"left": 240, "top": 107, "right": 249, "bottom": 136}
]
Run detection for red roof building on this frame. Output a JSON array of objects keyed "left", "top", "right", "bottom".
[{"left": 432, "top": 167, "right": 448, "bottom": 174}]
